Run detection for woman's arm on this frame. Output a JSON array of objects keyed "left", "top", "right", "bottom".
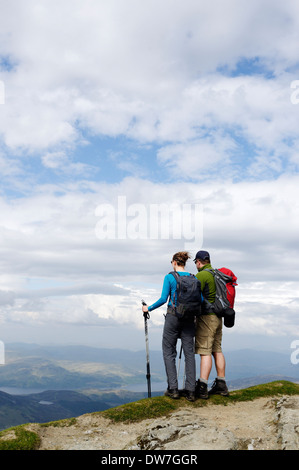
[{"left": 147, "top": 275, "right": 172, "bottom": 312}]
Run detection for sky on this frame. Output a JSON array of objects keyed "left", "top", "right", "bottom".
[{"left": 0, "top": 0, "right": 299, "bottom": 357}]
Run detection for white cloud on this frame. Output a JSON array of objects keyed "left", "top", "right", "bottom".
[
  {"left": 0, "top": 1, "right": 299, "bottom": 349},
  {"left": 0, "top": 0, "right": 298, "bottom": 164},
  {"left": 0, "top": 175, "right": 298, "bottom": 342},
  {"left": 236, "top": 278, "right": 299, "bottom": 335},
  {"left": 157, "top": 133, "right": 237, "bottom": 178},
  {"left": 41, "top": 151, "right": 69, "bottom": 169}
]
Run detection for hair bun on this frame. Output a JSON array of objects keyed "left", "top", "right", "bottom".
[{"left": 172, "top": 251, "right": 191, "bottom": 266}]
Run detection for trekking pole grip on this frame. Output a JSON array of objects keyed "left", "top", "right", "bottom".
[{"left": 141, "top": 299, "right": 150, "bottom": 319}]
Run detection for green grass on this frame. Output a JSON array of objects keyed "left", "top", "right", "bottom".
[
  {"left": 0, "top": 426, "right": 40, "bottom": 450},
  {"left": 0, "top": 380, "right": 298, "bottom": 449},
  {"left": 39, "top": 417, "right": 77, "bottom": 428},
  {"left": 101, "top": 395, "right": 182, "bottom": 423},
  {"left": 224, "top": 380, "right": 299, "bottom": 403},
  {"left": 101, "top": 380, "right": 299, "bottom": 423}
]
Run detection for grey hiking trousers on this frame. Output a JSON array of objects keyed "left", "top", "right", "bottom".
[{"left": 162, "top": 312, "right": 196, "bottom": 392}]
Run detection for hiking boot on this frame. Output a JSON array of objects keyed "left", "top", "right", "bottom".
[
  {"left": 209, "top": 378, "right": 229, "bottom": 396},
  {"left": 180, "top": 389, "right": 195, "bottom": 402},
  {"left": 164, "top": 388, "right": 180, "bottom": 399},
  {"left": 195, "top": 380, "right": 208, "bottom": 399}
]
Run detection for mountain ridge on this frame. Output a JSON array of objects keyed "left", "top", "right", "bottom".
[
  {"left": 0, "top": 380, "right": 298, "bottom": 451},
  {"left": 1, "top": 342, "right": 298, "bottom": 434},
  {"left": 2, "top": 344, "right": 298, "bottom": 392}
]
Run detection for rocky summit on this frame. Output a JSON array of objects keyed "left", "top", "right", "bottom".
[
  {"left": 4, "top": 395, "right": 298, "bottom": 451},
  {"left": 0, "top": 382, "right": 298, "bottom": 450}
]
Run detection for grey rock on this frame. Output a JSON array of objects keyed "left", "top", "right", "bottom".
[
  {"left": 137, "top": 409, "right": 238, "bottom": 450},
  {"left": 276, "top": 396, "right": 299, "bottom": 450}
]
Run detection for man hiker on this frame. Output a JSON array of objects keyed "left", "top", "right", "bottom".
[
  {"left": 142, "top": 251, "right": 201, "bottom": 402},
  {"left": 194, "top": 250, "right": 229, "bottom": 399}
]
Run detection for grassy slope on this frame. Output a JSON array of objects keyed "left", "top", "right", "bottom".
[{"left": 0, "top": 380, "right": 298, "bottom": 450}]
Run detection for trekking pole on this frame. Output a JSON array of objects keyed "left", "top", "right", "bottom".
[
  {"left": 141, "top": 300, "right": 151, "bottom": 398},
  {"left": 177, "top": 342, "right": 183, "bottom": 381},
  {"left": 177, "top": 342, "right": 186, "bottom": 389}
]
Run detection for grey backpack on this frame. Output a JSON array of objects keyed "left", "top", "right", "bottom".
[
  {"left": 169, "top": 271, "right": 202, "bottom": 319},
  {"left": 205, "top": 268, "right": 237, "bottom": 328}
]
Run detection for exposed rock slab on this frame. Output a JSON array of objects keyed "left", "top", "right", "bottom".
[
  {"left": 23, "top": 395, "right": 299, "bottom": 450},
  {"left": 137, "top": 409, "right": 237, "bottom": 450},
  {"left": 276, "top": 396, "right": 299, "bottom": 450}
]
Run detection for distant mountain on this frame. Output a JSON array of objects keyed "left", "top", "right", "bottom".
[
  {"left": 0, "top": 356, "right": 136, "bottom": 389},
  {"left": 224, "top": 349, "right": 299, "bottom": 381},
  {"left": 0, "top": 341, "right": 299, "bottom": 431},
  {"left": 5, "top": 343, "right": 165, "bottom": 371},
  {"left": 0, "top": 389, "right": 110, "bottom": 431},
  {"left": 227, "top": 375, "right": 299, "bottom": 390},
  {"left": 1, "top": 343, "right": 165, "bottom": 390},
  {"left": 1, "top": 343, "right": 298, "bottom": 393},
  {"left": 0, "top": 386, "right": 160, "bottom": 431}
]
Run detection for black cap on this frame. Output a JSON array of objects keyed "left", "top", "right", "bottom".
[{"left": 193, "top": 250, "right": 210, "bottom": 261}]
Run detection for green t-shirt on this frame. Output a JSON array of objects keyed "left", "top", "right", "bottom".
[{"left": 195, "top": 263, "right": 216, "bottom": 304}]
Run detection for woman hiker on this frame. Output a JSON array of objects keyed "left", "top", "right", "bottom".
[{"left": 142, "top": 251, "right": 201, "bottom": 402}]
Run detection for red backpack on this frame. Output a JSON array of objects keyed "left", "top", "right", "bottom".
[
  {"left": 218, "top": 267, "right": 238, "bottom": 309},
  {"left": 205, "top": 267, "right": 238, "bottom": 328}
]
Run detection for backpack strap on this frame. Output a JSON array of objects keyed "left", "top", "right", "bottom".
[
  {"left": 169, "top": 270, "right": 179, "bottom": 280},
  {"left": 168, "top": 271, "right": 178, "bottom": 310},
  {"left": 204, "top": 268, "right": 216, "bottom": 275},
  {"left": 169, "top": 271, "right": 194, "bottom": 278},
  {"left": 206, "top": 268, "right": 233, "bottom": 283}
]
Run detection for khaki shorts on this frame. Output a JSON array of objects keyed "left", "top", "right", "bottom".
[{"left": 195, "top": 314, "right": 223, "bottom": 355}]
